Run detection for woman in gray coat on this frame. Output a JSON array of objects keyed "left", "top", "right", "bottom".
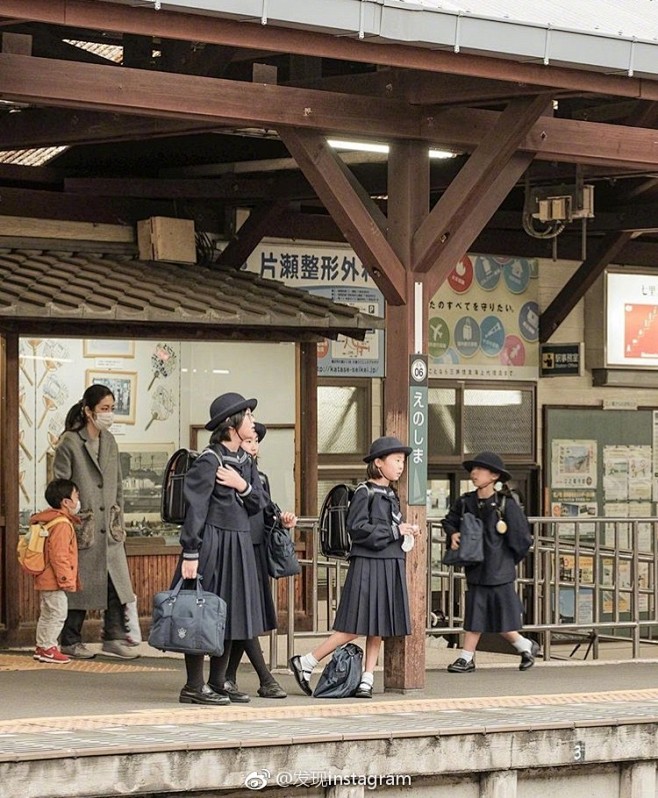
[{"left": 53, "top": 384, "right": 137, "bottom": 660}]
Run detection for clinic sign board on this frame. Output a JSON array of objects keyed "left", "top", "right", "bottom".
[{"left": 243, "top": 242, "right": 385, "bottom": 377}]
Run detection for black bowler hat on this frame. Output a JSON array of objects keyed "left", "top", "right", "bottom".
[
  {"left": 205, "top": 392, "right": 257, "bottom": 431},
  {"left": 462, "top": 451, "right": 511, "bottom": 482},
  {"left": 363, "top": 436, "right": 412, "bottom": 463},
  {"left": 254, "top": 422, "right": 267, "bottom": 442}
]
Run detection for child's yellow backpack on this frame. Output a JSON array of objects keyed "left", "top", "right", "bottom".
[{"left": 17, "top": 517, "right": 67, "bottom": 576}]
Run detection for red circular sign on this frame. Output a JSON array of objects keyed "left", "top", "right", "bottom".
[{"left": 447, "top": 256, "right": 473, "bottom": 294}]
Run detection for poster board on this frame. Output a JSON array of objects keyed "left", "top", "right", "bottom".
[{"left": 544, "top": 406, "right": 656, "bottom": 624}]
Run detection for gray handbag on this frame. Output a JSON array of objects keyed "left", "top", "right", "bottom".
[
  {"left": 442, "top": 504, "right": 484, "bottom": 567},
  {"left": 148, "top": 577, "right": 227, "bottom": 657}
]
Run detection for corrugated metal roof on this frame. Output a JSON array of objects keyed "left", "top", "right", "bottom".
[
  {"left": 142, "top": 0, "right": 658, "bottom": 77},
  {"left": 401, "top": 0, "right": 658, "bottom": 41},
  {"left": 0, "top": 249, "right": 383, "bottom": 340}
]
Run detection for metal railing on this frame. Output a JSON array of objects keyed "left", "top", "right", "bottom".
[{"left": 267, "top": 515, "right": 658, "bottom": 666}]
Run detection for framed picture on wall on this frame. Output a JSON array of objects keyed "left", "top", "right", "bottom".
[
  {"left": 85, "top": 370, "right": 137, "bottom": 424},
  {"left": 83, "top": 340, "right": 135, "bottom": 358},
  {"left": 118, "top": 442, "right": 173, "bottom": 522}
]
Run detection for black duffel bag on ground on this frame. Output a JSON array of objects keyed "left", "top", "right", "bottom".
[
  {"left": 148, "top": 577, "right": 227, "bottom": 657},
  {"left": 312, "top": 643, "right": 364, "bottom": 699}
]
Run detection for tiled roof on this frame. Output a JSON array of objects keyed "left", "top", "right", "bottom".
[{"left": 0, "top": 249, "right": 383, "bottom": 340}]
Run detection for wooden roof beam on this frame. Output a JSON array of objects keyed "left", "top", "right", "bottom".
[
  {"left": 539, "top": 231, "right": 636, "bottom": 343},
  {"left": 4, "top": 0, "right": 658, "bottom": 102},
  {"left": 214, "top": 200, "right": 287, "bottom": 271},
  {"left": 413, "top": 96, "right": 549, "bottom": 291},
  {"left": 278, "top": 126, "right": 407, "bottom": 305},
  {"left": 4, "top": 54, "right": 658, "bottom": 170}
]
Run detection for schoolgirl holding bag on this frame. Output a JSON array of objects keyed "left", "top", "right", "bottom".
[
  {"left": 442, "top": 451, "right": 537, "bottom": 674},
  {"left": 173, "top": 392, "right": 267, "bottom": 706},
  {"left": 222, "top": 422, "right": 296, "bottom": 700},
  {"left": 290, "top": 436, "right": 421, "bottom": 698}
]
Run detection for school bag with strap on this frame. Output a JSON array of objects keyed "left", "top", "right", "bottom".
[
  {"left": 318, "top": 482, "right": 375, "bottom": 559},
  {"left": 161, "top": 447, "right": 223, "bottom": 524},
  {"left": 17, "top": 516, "right": 70, "bottom": 576}
]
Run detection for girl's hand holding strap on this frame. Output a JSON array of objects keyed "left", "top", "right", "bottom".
[{"left": 181, "top": 559, "right": 199, "bottom": 579}]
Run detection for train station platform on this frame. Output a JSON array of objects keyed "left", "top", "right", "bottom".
[{"left": 1, "top": 642, "right": 657, "bottom": 797}]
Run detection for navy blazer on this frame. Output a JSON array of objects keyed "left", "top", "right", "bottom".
[
  {"left": 347, "top": 481, "right": 405, "bottom": 560},
  {"left": 180, "top": 444, "right": 266, "bottom": 557},
  {"left": 442, "top": 490, "right": 532, "bottom": 585}
]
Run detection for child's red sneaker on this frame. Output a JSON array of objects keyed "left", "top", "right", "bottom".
[{"left": 33, "top": 646, "right": 71, "bottom": 664}]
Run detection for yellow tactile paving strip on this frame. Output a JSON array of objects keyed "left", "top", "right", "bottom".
[
  {"left": 0, "top": 653, "right": 176, "bottom": 674},
  {"left": 2, "top": 688, "right": 658, "bottom": 735}
]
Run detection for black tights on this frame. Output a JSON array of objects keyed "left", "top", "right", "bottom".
[
  {"left": 183, "top": 645, "right": 232, "bottom": 690},
  {"left": 225, "top": 638, "right": 275, "bottom": 687}
]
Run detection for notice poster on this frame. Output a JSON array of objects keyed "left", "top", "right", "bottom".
[
  {"left": 428, "top": 254, "right": 539, "bottom": 380},
  {"left": 549, "top": 488, "right": 598, "bottom": 541},
  {"left": 603, "top": 445, "right": 652, "bottom": 502},
  {"left": 551, "top": 440, "right": 597, "bottom": 488}
]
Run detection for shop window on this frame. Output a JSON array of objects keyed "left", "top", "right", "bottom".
[
  {"left": 428, "top": 381, "right": 535, "bottom": 461},
  {"left": 317, "top": 379, "right": 372, "bottom": 514},
  {"left": 317, "top": 381, "right": 370, "bottom": 456}
]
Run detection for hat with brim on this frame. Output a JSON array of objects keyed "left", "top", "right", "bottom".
[
  {"left": 205, "top": 392, "right": 257, "bottom": 431},
  {"left": 254, "top": 422, "right": 267, "bottom": 442},
  {"left": 363, "top": 436, "right": 412, "bottom": 463},
  {"left": 462, "top": 451, "right": 511, "bottom": 482}
]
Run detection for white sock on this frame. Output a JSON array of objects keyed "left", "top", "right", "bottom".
[
  {"left": 300, "top": 653, "right": 318, "bottom": 675},
  {"left": 459, "top": 650, "right": 474, "bottom": 663},
  {"left": 360, "top": 671, "right": 374, "bottom": 688},
  {"left": 512, "top": 637, "right": 533, "bottom": 654}
]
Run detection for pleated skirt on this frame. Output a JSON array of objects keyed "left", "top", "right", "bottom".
[
  {"left": 464, "top": 582, "right": 523, "bottom": 633},
  {"left": 252, "top": 541, "right": 278, "bottom": 632},
  {"left": 173, "top": 525, "right": 265, "bottom": 640},
  {"left": 333, "top": 556, "right": 411, "bottom": 638}
]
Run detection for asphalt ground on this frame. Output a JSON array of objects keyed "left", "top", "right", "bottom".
[{"left": 0, "top": 643, "right": 657, "bottom": 722}]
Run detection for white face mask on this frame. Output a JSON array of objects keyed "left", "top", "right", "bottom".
[
  {"left": 72, "top": 500, "right": 81, "bottom": 515},
  {"left": 93, "top": 411, "right": 114, "bottom": 431}
]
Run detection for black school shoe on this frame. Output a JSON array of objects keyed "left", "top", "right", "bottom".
[
  {"left": 209, "top": 680, "right": 251, "bottom": 703},
  {"left": 289, "top": 655, "right": 312, "bottom": 696},
  {"left": 353, "top": 684, "right": 373, "bottom": 699},
  {"left": 519, "top": 640, "right": 541, "bottom": 671},
  {"left": 257, "top": 681, "right": 287, "bottom": 699},
  {"left": 447, "top": 657, "right": 475, "bottom": 673},
  {"left": 179, "top": 684, "right": 230, "bottom": 706}
]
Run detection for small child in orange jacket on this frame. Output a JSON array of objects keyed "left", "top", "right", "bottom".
[{"left": 31, "top": 478, "right": 81, "bottom": 664}]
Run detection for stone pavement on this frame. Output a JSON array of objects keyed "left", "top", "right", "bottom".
[{"left": 1, "top": 641, "right": 657, "bottom": 797}]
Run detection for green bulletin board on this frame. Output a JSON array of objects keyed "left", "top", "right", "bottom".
[
  {"left": 544, "top": 406, "right": 656, "bottom": 625},
  {"left": 544, "top": 407, "right": 654, "bottom": 518}
]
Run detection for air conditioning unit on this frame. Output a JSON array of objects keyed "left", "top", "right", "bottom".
[{"left": 530, "top": 184, "right": 594, "bottom": 223}]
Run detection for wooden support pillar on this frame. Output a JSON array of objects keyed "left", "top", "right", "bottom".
[
  {"left": 0, "top": 333, "right": 20, "bottom": 642},
  {"left": 289, "top": 341, "right": 318, "bottom": 631},
  {"left": 383, "top": 140, "right": 429, "bottom": 691}
]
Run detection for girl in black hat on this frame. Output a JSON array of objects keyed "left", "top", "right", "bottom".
[
  {"left": 442, "top": 451, "right": 537, "bottom": 674},
  {"left": 222, "top": 422, "right": 297, "bottom": 700},
  {"left": 290, "top": 436, "right": 421, "bottom": 698},
  {"left": 174, "top": 392, "right": 268, "bottom": 705}
]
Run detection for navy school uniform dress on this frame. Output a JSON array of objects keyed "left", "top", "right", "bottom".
[
  {"left": 247, "top": 470, "right": 278, "bottom": 632},
  {"left": 333, "top": 482, "right": 411, "bottom": 638},
  {"left": 173, "top": 444, "right": 268, "bottom": 640},
  {"left": 442, "top": 491, "right": 533, "bottom": 633}
]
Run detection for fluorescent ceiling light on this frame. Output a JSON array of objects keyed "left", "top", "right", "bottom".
[{"left": 328, "top": 139, "right": 455, "bottom": 159}]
